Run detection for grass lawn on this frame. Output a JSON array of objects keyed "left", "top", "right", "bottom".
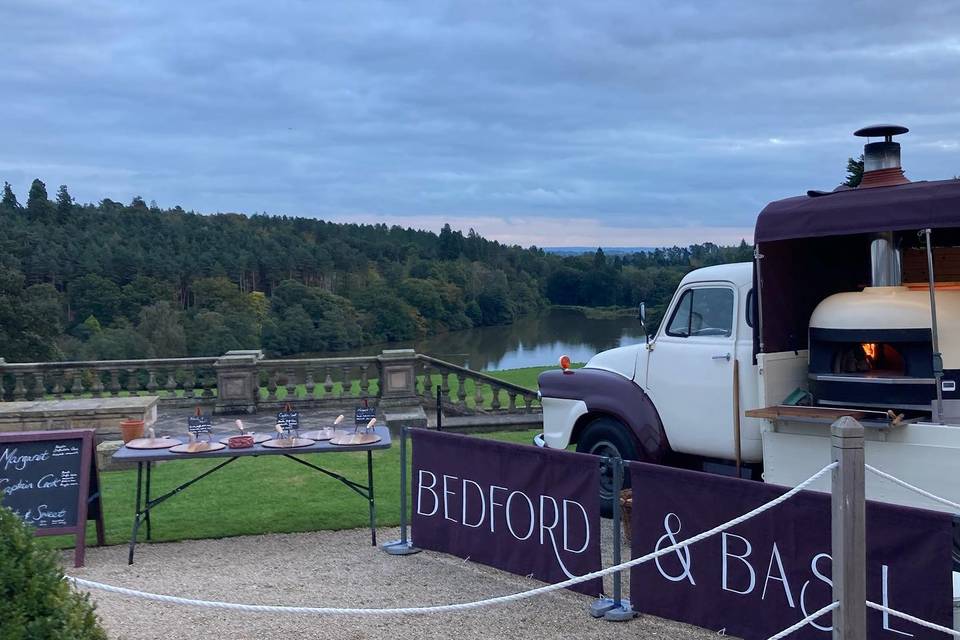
[{"left": 47, "top": 428, "right": 543, "bottom": 550}]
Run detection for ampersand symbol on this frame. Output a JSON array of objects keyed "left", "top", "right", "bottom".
[{"left": 654, "top": 512, "right": 696, "bottom": 584}]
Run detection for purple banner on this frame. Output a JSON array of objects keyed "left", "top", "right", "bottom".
[
  {"left": 628, "top": 462, "right": 954, "bottom": 639},
  {"left": 411, "top": 430, "right": 603, "bottom": 596}
]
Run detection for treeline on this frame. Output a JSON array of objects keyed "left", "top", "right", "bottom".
[{"left": 0, "top": 179, "right": 752, "bottom": 362}]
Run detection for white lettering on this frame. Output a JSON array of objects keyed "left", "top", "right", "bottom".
[
  {"left": 442, "top": 474, "right": 457, "bottom": 522},
  {"left": 416, "top": 470, "right": 439, "bottom": 516},
  {"left": 488, "top": 485, "right": 507, "bottom": 533},
  {"left": 0, "top": 447, "right": 51, "bottom": 472},
  {"left": 721, "top": 533, "right": 755, "bottom": 595},
  {"left": 882, "top": 564, "right": 914, "bottom": 637},
  {"left": 461, "top": 479, "right": 485, "bottom": 528},
  {"left": 505, "top": 491, "right": 535, "bottom": 540},
  {"left": 761, "top": 543, "right": 795, "bottom": 608},
  {"left": 561, "top": 500, "right": 590, "bottom": 553},
  {"left": 799, "top": 553, "right": 833, "bottom": 632}
]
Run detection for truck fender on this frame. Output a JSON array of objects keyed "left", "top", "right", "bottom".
[{"left": 539, "top": 368, "right": 671, "bottom": 461}]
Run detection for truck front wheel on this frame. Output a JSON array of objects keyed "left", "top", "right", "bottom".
[{"left": 576, "top": 417, "right": 640, "bottom": 517}]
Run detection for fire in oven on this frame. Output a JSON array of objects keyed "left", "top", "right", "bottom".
[{"left": 808, "top": 328, "right": 935, "bottom": 410}]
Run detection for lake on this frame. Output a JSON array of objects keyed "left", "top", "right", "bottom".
[{"left": 300, "top": 308, "right": 646, "bottom": 371}]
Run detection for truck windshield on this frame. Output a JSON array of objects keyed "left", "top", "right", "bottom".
[{"left": 665, "top": 287, "right": 734, "bottom": 338}]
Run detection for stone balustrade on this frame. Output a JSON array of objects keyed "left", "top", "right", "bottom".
[{"left": 0, "top": 350, "right": 542, "bottom": 420}]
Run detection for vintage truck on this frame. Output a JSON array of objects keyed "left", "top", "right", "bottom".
[{"left": 537, "top": 125, "right": 960, "bottom": 535}]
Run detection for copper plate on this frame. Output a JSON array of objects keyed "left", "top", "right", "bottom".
[
  {"left": 300, "top": 428, "right": 336, "bottom": 441},
  {"left": 169, "top": 441, "right": 227, "bottom": 454},
  {"left": 261, "top": 437, "right": 316, "bottom": 449},
  {"left": 218, "top": 433, "right": 272, "bottom": 445},
  {"left": 329, "top": 432, "right": 382, "bottom": 446},
  {"left": 125, "top": 436, "right": 181, "bottom": 450}
]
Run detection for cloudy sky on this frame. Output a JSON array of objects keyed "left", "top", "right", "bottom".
[{"left": 2, "top": 1, "right": 958, "bottom": 247}]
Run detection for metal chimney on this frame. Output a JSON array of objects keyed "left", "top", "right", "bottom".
[
  {"left": 870, "top": 231, "right": 901, "bottom": 287},
  {"left": 854, "top": 124, "right": 910, "bottom": 188}
]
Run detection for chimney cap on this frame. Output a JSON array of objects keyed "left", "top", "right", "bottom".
[{"left": 854, "top": 124, "right": 909, "bottom": 139}]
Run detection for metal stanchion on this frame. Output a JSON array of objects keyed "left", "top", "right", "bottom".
[
  {"left": 382, "top": 427, "right": 421, "bottom": 556},
  {"left": 590, "top": 457, "right": 634, "bottom": 620}
]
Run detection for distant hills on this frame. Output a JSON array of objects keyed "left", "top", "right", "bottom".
[{"left": 543, "top": 246, "right": 657, "bottom": 255}]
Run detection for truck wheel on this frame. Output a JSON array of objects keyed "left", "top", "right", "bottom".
[{"left": 576, "top": 417, "right": 639, "bottom": 517}]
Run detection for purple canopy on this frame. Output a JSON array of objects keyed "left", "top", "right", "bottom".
[
  {"left": 754, "top": 179, "right": 960, "bottom": 354},
  {"left": 755, "top": 179, "right": 960, "bottom": 243}
]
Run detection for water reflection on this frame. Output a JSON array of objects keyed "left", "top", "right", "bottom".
[{"left": 298, "top": 308, "right": 646, "bottom": 370}]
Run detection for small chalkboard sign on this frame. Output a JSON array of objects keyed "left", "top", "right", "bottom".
[
  {"left": 0, "top": 429, "right": 104, "bottom": 567},
  {"left": 277, "top": 411, "right": 300, "bottom": 431},
  {"left": 187, "top": 415, "right": 213, "bottom": 436},
  {"left": 355, "top": 407, "right": 376, "bottom": 426}
]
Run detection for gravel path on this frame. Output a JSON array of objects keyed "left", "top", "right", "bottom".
[{"left": 68, "top": 527, "right": 719, "bottom": 640}]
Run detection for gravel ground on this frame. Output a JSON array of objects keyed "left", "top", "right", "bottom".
[{"left": 67, "top": 526, "right": 720, "bottom": 640}]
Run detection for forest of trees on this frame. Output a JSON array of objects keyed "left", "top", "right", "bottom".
[{"left": 0, "top": 179, "right": 753, "bottom": 362}]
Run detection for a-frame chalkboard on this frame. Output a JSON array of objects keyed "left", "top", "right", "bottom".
[{"left": 0, "top": 429, "right": 105, "bottom": 567}]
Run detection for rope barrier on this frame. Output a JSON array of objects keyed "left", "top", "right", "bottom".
[
  {"left": 764, "top": 601, "right": 838, "bottom": 640},
  {"left": 67, "top": 461, "right": 837, "bottom": 616},
  {"left": 866, "top": 601, "right": 960, "bottom": 637},
  {"left": 864, "top": 464, "right": 960, "bottom": 512}
]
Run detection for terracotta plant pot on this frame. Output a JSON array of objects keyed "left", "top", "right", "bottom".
[{"left": 120, "top": 419, "right": 145, "bottom": 443}]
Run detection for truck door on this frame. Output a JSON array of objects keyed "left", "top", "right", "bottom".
[{"left": 645, "top": 284, "right": 737, "bottom": 459}]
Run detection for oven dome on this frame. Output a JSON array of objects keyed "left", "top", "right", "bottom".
[{"left": 810, "top": 286, "right": 960, "bottom": 369}]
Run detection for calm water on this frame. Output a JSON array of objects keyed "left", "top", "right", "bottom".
[{"left": 300, "top": 308, "right": 646, "bottom": 371}]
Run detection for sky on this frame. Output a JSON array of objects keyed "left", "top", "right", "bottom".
[{"left": 2, "top": 1, "right": 959, "bottom": 248}]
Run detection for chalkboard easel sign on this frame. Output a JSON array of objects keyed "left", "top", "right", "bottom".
[
  {"left": 277, "top": 411, "right": 300, "bottom": 431},
  {"left": 187, "top": 415, "right": 213, "bottom": 437},
  {"left": 0, "top": 429, "right": 105, "bottom": 567}
]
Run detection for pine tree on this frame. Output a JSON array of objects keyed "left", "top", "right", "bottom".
[
  {"left": 27, "top": 178, "right": 53, "bottom": 217},
  {"left": 844, "top": 154, "right": 864, "bottom": 188},
  {"left": 1, "top": 181, "right": 19, "bottom": 210},
  {"left": 56, "top": 184, "right": 73, "bottom": 218}
]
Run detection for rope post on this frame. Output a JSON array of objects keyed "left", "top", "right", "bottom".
[
  {"left": 383, "top": 427, "right": 421, "bottom": 556},
  {"left": 590, "top": 457, "right": 634, "bottom": 621},
  {"left": 831, "top": 416, "right": 866, "bottom": 640}
]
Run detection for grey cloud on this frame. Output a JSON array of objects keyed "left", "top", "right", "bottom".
[{"left": 1, "top": 0, "right": 958, "bottom": 244}]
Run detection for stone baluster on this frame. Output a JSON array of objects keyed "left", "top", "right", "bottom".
[
  {"left": 108, "top": 369, "right": 122, "bottom": 396},
  {"left": 491, "top": 385, "right": 502, "bottom": 411},
  {"left": 33, "top": 372, "right": 46, "bottom": 400},
  {"left": 164, "top": 369, "right": 178, "bottom": 396},
  {"left": 89, "top": 370, "right": 104, "bottom": 397},
  {"left": 70, "top": 370, "right": 85, "bottom": 397},
  {"left": 451, "top": 373, "right": 463, "bottom": 406},
  {"left": 146, "top": 368, "right": 159, "bottom": 394},
  {"left": 473, "top": 378, "right": 483, "bottom": 410},
  {"left": 183, "top": 370, "right": 196, "bottom": 399},
  {"left": 266, "top": 369, "right": 279, "bottom": 402},
  {"left": 13, "top": 373, "right": 27, "bottom": 400},
  {"left": 341, "top": 365, "right": 352, "bottom": 398},
  {"left": 52, "top": 372, "right": 66, "bottom": 399},
  {"left": 282, "top": 368, "right": 296, "bottom": 400},
  {"left": 126, "top": 368, "right": 140, "bottom": 395},
  {"left": 420, "top": 362, "right": 433, "bottom": 401},
  {"left": 323, "top": 368, "right": 334, "bottom": 397},
  {"left": 508, "top": 391, "right": 518, "bottom": 411},
  {"left": 360, "top": 363, "right": 371, "bottom": 398},
  {"left": 304, "top": 368, "right": 316, "bottom": 399},
  {"left": 201, "top": 370, "right": 214, "bottom": 398}
]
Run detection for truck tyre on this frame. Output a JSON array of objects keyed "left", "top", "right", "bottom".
[{"left": 576, "top": 417, "right": 640, "bottom": 517}]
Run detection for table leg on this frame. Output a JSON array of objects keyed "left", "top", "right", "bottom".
[
  {"left": 367, "top": 450, "right": 376, "bottom": 546},
  {"left": 145, "top": 461, "right": 152, "bottom": 541},
  {"left": 128, "top": 461, "right": 144, "bottom": 565}
]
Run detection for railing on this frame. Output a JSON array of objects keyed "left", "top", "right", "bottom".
[
  {"left": 0, "top": 357, "right": 219, "bottom": 405},
  {"left": 255, "top": 357, "right": 380, "bottom": 406},
  {"left": 415, "top": 355, "right": 540, "bottom": 414},
  {"left": 0, "top": 351, "right": 541, "bottom": 418}
]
